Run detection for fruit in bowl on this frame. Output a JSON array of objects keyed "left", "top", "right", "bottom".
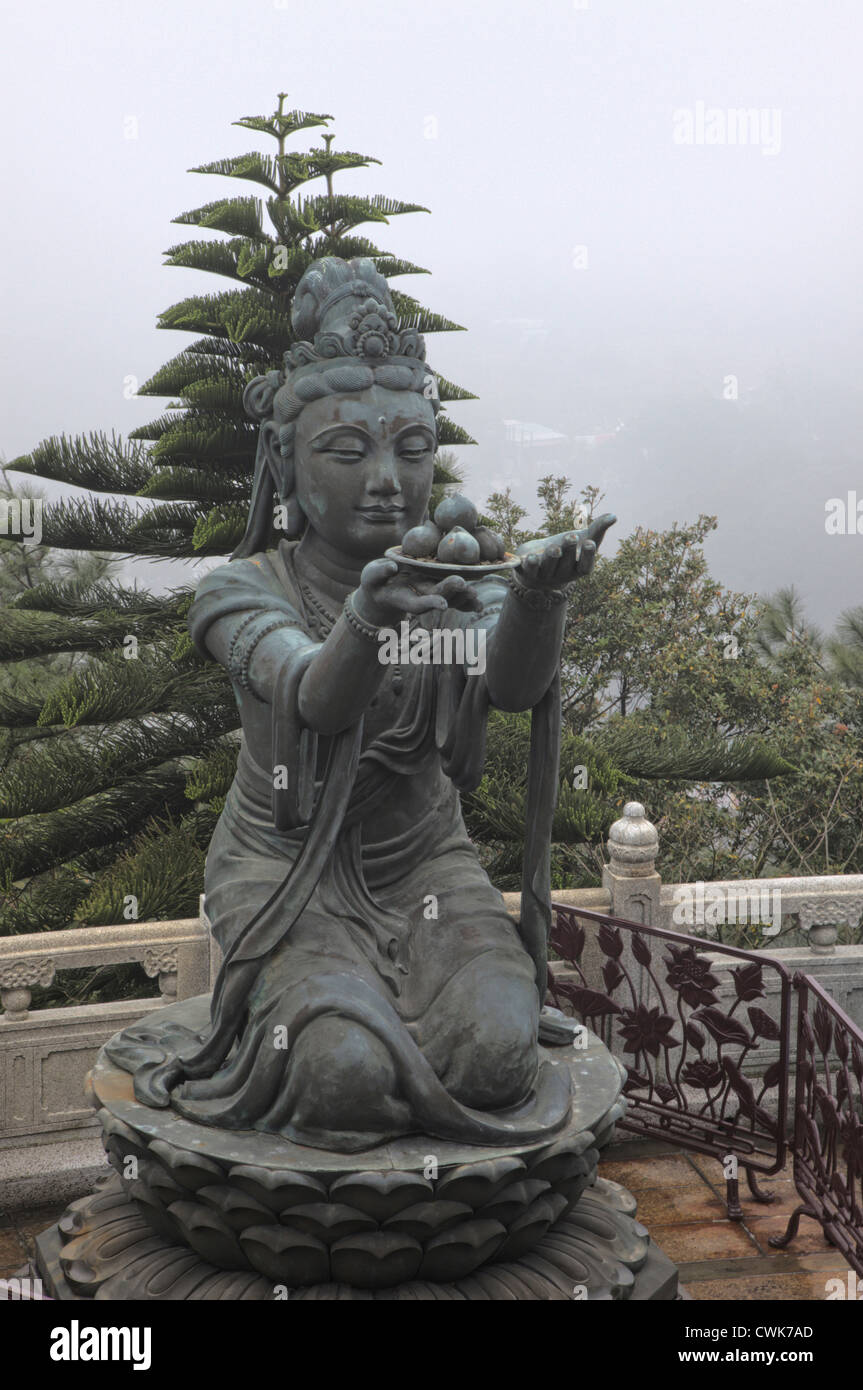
[
  {"left": 437, "top": 525, "right": 481, "bottom": 565},
  {"left": 397, "top": 495, "right": 509, "bottom": 567},
  {"left": 433, "top": 494, "right": 479, "bottom": 534},
  {"left": 401, "top": 520, "right": 442, "bottom": 557}
]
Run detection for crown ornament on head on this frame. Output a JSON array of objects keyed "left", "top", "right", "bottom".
[
  {"left": 232, "top": 256, "right": 440, "bottom": 559},
  {"left": 287, "top": 259, "right": 426, "bottom": 367}
]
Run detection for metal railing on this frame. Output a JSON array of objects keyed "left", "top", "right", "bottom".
[
  {"left": 769, "top": 974, "right": 863, "bottom": 1274},
  {"left": 549, "top": 902, "right": 793, "bottom": 1220}
]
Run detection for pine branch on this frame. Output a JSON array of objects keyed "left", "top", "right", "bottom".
[
  {"left": 157, "top": 289, "right": 291, "bottom": 356},
  {"left": 390, "top": 291, "right": 465, "bottom": 334},
  {"left": 437, "top": 418, "right": 477, "bottom": 446},
  {"left": 191, "top": 504, "right": 247, "bottom": 553},
  {"left": 73, "top": 814, "right": 209, "bottom": 926},
  {"left": 37, "top": 496, "right": 147, "bottom": 553},
  {"left": 36, "top": 647, "right": 231, "bottom": 728},
  {"left": 0, "top": 606, "right": 170, "bottom": 662},
  {"left": 138, "top": 350, "right": 256, "bottom": 400},
  {"left": 0, "top": 710, "right": 237, "bottom": 817},
  {"left": 596, "top": 720, "right": 797, "bottom": 781},
  {"left": 184, "top": 735, "right": 240, "bottom": 802},
  {"left": 172, "top": 196, "right": 267, "bottom": 241},
  {"left": 9, "top": 432, "right": 151, "bottom": 494},
  {"left": 0, "top": 762, "right": 192, "bottom": 881},
  {"left": 233, "top": 107, "right": 332, "bottom": 141},
  {"left": 10, "top": 579, "right": 187, "bottom": 618},
  {"left": 139, "top": 468, "right": 250, "bottom": 503}
]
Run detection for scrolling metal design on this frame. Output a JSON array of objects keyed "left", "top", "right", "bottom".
[
  {"left": 548, "top": 903, "right": 792, "bottom": 1219},
  {"left": 770, "top": 974, "right": 863, "bottom": 1274}
]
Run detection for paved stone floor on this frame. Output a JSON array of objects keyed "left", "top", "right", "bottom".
[
  {"left": 0, "top": 1200, "right": 68, "bottom": 1285},
  {"left": 603, "top": 1137, "right": 851, "bottom": 1301},
  {"left": 1, "top": 1139, "right": 852, "bottom": 1300}
]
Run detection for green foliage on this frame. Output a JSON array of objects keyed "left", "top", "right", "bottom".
[
  {"left": 464, "top": 708, "right": 624, "bottom": 889},
  {"left": 10, "top": 433, "right": 151, "bottom": 495},
  {"left": 184, "top": 737, "right": 240, "bottom": 802},
  {"left": 0, "top": 763, "right": 190, "bottom": 881},
  {"left": 74, "top": 815, "right": 210, "bottom": 926},
  {"left": 471, "top": 474, "right": 863, "bottom": 890},
  {"left": 0, "top": 89, "right": 478, "bottom": 1015}
]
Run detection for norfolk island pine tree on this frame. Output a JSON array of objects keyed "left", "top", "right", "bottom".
[{"left": 1, "top": 93, "right": 474, "bottom": 1001}]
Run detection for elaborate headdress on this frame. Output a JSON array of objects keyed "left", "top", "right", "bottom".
[{"left": 233, "top": 257, "right": 441, "bottom": 558}]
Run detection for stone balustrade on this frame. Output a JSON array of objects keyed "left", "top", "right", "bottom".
[
  {"left": 0, "top": 905, "right": 219, "bottom": 1148},
  {"left": 3, "top": 812, "right": 863, "bottom": 1155},
  {"left": 658, "top": 874, "right": 863, "bottom": 953}
]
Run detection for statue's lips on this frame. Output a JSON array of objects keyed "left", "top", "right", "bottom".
[{"left": 358, "top": 507, "right": 405, "bottom": 522}]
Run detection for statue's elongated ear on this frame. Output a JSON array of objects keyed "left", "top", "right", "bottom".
[
  {"left": 259, "top": 419, "right": 282, "bottom": 473},
  {"left": 231, "top": 422, "right": 280, "bottom": 560}
]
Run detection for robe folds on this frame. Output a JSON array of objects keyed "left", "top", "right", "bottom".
[{"left": 107, "top": 540, "right": 571, "bottom": 1152}]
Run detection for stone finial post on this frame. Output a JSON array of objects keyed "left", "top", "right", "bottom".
[
  {"left": 0, "top": 959, "right": 56, "bottom": 1020},
  {"left": 602, "top": 802, "right": 661, "bottom": 925},
  {"left": 142, "top": 948, "right": 179, "bottom": 1002},
  {"left": 599, "top": 803, "right": 662, "bottom": 1014}
]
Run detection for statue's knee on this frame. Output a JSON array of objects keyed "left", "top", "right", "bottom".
[
  {"left": 290, "top": 1017, "right": 398, "bottom": 1127},
  {"left": 442, "top": 976, "right": 538, "bottom": 1109}
]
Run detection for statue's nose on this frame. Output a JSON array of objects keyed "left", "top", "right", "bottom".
[{"left": 366, "top": 450, "right": 400, "bottom": 495}]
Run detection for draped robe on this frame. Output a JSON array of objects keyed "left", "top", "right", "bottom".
[{"left": 107, "top": 540, "right": 571, "bottom": 1153}]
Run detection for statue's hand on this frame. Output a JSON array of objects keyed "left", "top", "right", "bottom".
[
  {"left": 355, "top": 558, "right": 483, "bottom": 626},
  {"left": 515, "top": 513, "right": 616, "bottom": 590}
]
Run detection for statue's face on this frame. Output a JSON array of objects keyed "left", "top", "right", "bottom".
[{"left": 292, "top": 385, "right": 437, "bottom": 560}]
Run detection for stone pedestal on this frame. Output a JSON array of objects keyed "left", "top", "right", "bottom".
[{"left": 35, "top": 995, "right": 682, "bottom": 1301}]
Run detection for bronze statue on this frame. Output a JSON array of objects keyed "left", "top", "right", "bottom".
[{"left": 108, "top": 256, "right": 615, "bottom": 1154}]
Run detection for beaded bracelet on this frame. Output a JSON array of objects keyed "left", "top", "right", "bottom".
[
  {"left": 227, "top": 612, "right": 262, "bottom": 674},
  {"left": 508, "top": 574, "right": 575, "bottom": 610},
  {"left": 343, "top": 593, "right": 383, "bottom": 643},
  {"left": 230, "top": 616, "right": 299, "bottom": 693}
]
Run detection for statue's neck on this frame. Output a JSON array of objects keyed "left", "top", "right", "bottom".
[{"left": 291, "top": 532, "right": 365, "bottom": 609}]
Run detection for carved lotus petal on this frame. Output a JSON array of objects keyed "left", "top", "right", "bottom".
[
  {"left": 478, "top": 1179, "right": 551, "bottom": 1226},
  {"left": 146, "top": 1163, "right": 187, "bottom": 1204},
  {"left": 281, "top": 1202, "right": 377, "bottom": 1242},
  {"left": 228, "top": 1166, "right": 327, "bottom": 1212},
  {"left": 149, "top": 1140, "right": 223, "bottom": 1191},
  {"left": 329, "top": 1171, "right": 433, "bottom": 1221},
  {"left": 167, "top": 1201, "right": 249, "bottom": 1271},
  {"left": 124, "top": 1183, "right": 182, "bottom": 1242},
  {"left": 99, "top": 1110, "right": 149, "bottom": 1157},
  {"left": 382, "top": 1200, "right": 473, "bottom": 1238},
  {"left": 418, "top": 1218, "right": 507, "bottom": 1281},
  {"left": 436, "top": 1157, "right": 525, "bottom": 1207},
  {"left": 239, "top": 1225, "right": 329, "bottom": 1286},
  {"left": 197, "top": 1184, "right": 275, "bottom": 1231},
  {"left": 527, "top": 1135, "right": 595, "bottom": 1183},
  {"left": 329, "top": 1231, "right": 423, "bottom": 1288},
  {"left": 492, "top": 1194, "right": 568, "bottom": 1264}
]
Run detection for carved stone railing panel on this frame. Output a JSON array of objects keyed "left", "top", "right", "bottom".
[
  {"left": 0, "top": 915, "right": 212, "bottom": 1021},
  {"left": 660, "top": 875, "right": 863, "bottom": 954},
  {"left": 0, "top": 900, "right": 220, "bottom": 1144},
  {"left": 0, "top": 958, "right": 56, "bottom": 1020}
]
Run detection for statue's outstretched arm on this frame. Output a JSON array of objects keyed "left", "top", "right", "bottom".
[{"left": 486, "top": 514, "right": 616, "bottom": 711}]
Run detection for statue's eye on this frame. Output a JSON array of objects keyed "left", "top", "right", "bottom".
[
  {"left": 399, "top": 437, "right": 433, "bottom": 461},
  {"left": 326, "top": 437, "right": 366, "bottom": 462}
]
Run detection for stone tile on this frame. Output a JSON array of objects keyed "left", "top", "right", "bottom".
[
  {"left": 14, "top": 1206, "right": 67, "bottom": 1260},
  {"left": 743, "top": 1213, "right": 834, "bottom": 1257},
  {"left": 688, "top": 1269, "right": 848, "bottom": 1301},
  {"left": 649, "top": 1219, "right": 761, "bottom": 1263},
  {"left": 635, "top": 1184, "right": 730, "bottom": 1225},
  {"left": 689, "top": 1151, "right": 795, "bottom": 1185},
  {"left": 0, "top": 1230, "right": 25, "bottom": 1267},
  {"left": 600, "top": 1155, "right": 699, "bottom": 1191}
]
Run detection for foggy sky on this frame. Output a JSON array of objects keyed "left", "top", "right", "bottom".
[{"left": 2, "top": 0, "right": 861, "bottom": 629}]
